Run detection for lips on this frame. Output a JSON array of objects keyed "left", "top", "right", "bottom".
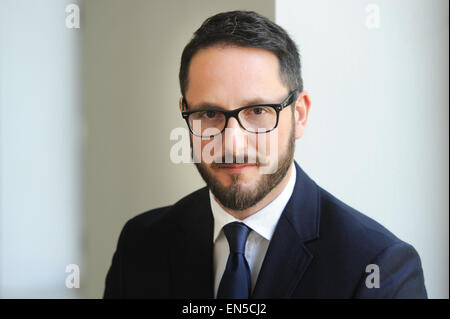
[{"left": 216, "top": 163, "right": 257, "bottom": 173}]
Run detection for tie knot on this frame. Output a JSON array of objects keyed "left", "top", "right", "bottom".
[{"left": 223, "top": 222, "right": 251, "bottom": 254}]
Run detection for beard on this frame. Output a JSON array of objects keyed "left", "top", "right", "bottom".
[{"left": 193, "top": 122, "right": 296, "bottom": 211}]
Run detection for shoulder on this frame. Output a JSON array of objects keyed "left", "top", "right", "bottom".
[
  {"left": 303, "top": 182, "right": 412, "bottom": 268},
  {"left": 119, "top": 186, "right": 209, "bottom": 240},
  {"left": 316, "top": 189, "right": 428, "bottom": 298},
  {"left": 305, "top": 185, "right": 427, "bottom": 297},
  {"left": 316, "top": 186, "right": 404, "bottom": 257}
]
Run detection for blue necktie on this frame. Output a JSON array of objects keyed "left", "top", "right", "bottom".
[{"left": 217, "top": 222, "right": 252, "bottom": 299}]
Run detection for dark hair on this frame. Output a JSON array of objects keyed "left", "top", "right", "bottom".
[{"left": 179, "top": 10, "right": 303, "bottom": 97}]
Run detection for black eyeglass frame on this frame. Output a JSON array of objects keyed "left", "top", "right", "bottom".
[{"left": 181, "top": 90, "right": 298, "bottom": 138}]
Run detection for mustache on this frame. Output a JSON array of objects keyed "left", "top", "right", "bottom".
[{"left": 209, "top": 154, "right": 264, "bottom": 167}]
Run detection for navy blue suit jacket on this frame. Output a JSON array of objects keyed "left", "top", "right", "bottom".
[{"left": 104, "top": 162, "right": 427, "bottom": 298}]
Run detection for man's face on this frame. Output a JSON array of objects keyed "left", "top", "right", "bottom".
[{"left": 183, "top": 45, "right": 299, "bottom": 211}]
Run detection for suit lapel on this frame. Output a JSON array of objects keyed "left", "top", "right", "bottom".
[
  {"left": 169, "top": 188, "right": 215, "bottom": 298},
  {"left": 252, "top": 162, "right": 321, "bottom": 298},
  {"left": 251, "top": 215, "right": 313, "bottom": 298}
]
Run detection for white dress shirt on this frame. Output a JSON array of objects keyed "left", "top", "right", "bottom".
[{"left": 210, "top": 163, "right": 297, "bottom": 298}]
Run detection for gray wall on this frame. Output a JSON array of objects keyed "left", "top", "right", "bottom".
[{"left": 81, "top": 0, "right": 274, "bottom": 299}]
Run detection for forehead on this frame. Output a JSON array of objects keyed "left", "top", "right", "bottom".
[{"left": 185, "top": 45, "right": 287, "bottom": 106}]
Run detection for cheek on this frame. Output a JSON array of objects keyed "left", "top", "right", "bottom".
[
  {"left": 191, "top": 135, "right": 206, "bottom": 161},
  {"left": 272, "top": 112, "right": 293, "bottom": 155},
  {"left": 194, "top": 135, "right": 223, "bottom": 163}
]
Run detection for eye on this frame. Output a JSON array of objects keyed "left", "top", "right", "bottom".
[
  {"left": 205, "top": 111, "right": 217, "bottom": 118},
  {"left": 252, "top": 107, "right": 266, "bottom": 115}
]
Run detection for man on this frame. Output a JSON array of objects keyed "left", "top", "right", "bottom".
[{"left": 104, "top": 10, "right": 427, "bottom": 298}]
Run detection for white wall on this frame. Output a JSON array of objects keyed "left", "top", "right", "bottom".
[
  {"left": 276, "top": 0, "right": 449, "bottom": 298},
  {"left": 0, "top": 0, "right": 82, "bottom": 297}
]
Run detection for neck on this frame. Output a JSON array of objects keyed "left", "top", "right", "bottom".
[{"left": 215, "top": 162, "right": 295, "bottom": 220}]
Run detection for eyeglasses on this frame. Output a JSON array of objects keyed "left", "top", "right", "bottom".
[{"left": 181, "top": 90, "right": 297, "bottom": 138}]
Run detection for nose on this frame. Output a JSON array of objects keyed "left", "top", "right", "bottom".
[
  {"left": 223, "top": 117, "right": 247, "bottom": 162},
  {"left": 225, "top": 116, "right": 242, "bottom": 130}
]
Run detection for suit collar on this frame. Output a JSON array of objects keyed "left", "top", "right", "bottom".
[
  {"left": 251, "top": 161, "right": 321, "bottom": 298},
  {"left": 283, "top": 161, "right": 321, "bottom": 242}
]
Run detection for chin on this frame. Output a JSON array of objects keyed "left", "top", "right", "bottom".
[{"left": 222, "top": 173, "right": 260, "bottom": 189}]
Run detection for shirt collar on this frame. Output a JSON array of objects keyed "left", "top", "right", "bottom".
[{"left": 210, "top": 163, "right": 297, "bottom": 242}]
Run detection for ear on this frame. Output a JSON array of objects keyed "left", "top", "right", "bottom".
[
  {"left": 293, "top": 91, "right": 311, "bottom": 140},
  {"left": 179, "top": 97, "right": 184, "bottom": 112}
]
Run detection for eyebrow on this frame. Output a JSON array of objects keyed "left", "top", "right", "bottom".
[{"left": 187, "top": 97, "right": 278, "bottom": 111}]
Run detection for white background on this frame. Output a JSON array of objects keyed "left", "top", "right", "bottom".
[
  {"left": 0, "top": 0, "right": 82, "bottom": 297},
  {"left": 277, "top": 0, "right": 449, "bottom": 298}
]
